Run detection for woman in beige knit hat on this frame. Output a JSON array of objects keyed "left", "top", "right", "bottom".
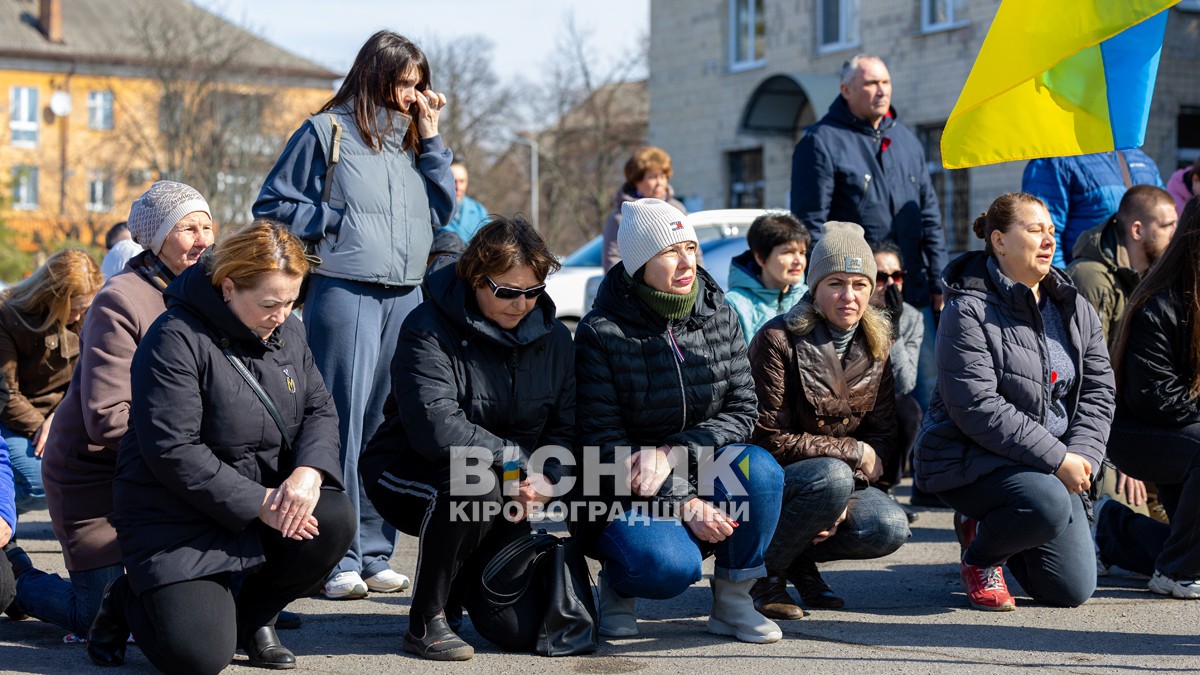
[{"left": 746, "top": 221, "right": 910, "bottom": 620}]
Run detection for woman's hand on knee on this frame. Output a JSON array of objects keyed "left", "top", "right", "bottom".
[
  {"left": 628, "top": 445, "right": 681, "bottom": 497},
  {"left": 812, "top": 506, "right": 848, "bottom": 545},
  {"left": 682, "top": 497, "right": 737, "bottom": 544},
  {"left": 506, "top": 472, "right": 554, "bottom": 522},
  {"left": 1114, "top": 471, "right": 1147, "bottom": 506},
  {"left": 1054, "top": 453, "right": 1092, "bottom": 495}
]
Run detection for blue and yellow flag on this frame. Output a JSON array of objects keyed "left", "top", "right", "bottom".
[{"left": 941, "top": 0, "right": 1177, "bottom": 169}]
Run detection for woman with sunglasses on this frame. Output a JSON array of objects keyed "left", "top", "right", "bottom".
[
  {"left": 868, "top": 240, "right": 924, "bottom": 495},
  {"left": 359, "top": 216, "right": 575, "bottom": 661},
  {"left": 746, "top": 222, "right": 909, "bottom": 621}
]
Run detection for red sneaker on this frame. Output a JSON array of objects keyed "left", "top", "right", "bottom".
[{"left": 960, "top": 562, "right": 1016, "bottom": 611}]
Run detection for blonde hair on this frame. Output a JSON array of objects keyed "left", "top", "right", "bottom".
[
  {"left": 207, "top": 219, "right": 312, "bottom": 290},
  {"left": 1, "top": 249, "right": 102, "bottom": 333}
]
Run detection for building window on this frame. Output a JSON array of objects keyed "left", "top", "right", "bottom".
[
  {"left": 12, "top": 166, "right": 38, "bottom": 209},
  {"left": 817, "top": 0, "right": 860, "bottom": 53},
  {"left": 10, "top": 86, "right": 39, "bottom": 146},
  {"left": 917, "top": 125, "right": 970, "bottom": 253},
  {"left": 88, "top": 91, "right": 114, "bottom": 130},
  {"left": 921, "top": 0, "right": 968, "bottom": 32},
  {"left": 727, "top": 149, "right": 764, "bottom": 208},
  {"left": 729, "top": 0, "right": 766, "bottom": 71},
  {"left": 87, "top": 169, "right": 114, "bottom": 212},
  {"left": 1178, "top": 106, "right": 1200, "bottom": 168}
]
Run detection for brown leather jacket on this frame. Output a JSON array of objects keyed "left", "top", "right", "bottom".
[
  {"left": 748, "top": 299, "right": 897, "bottom": 486},
  {"left": 0, "top": 302, "right": 80, "bottom": 436}
]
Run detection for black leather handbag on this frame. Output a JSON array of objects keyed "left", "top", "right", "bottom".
[{"left": 464, "top": 531, "right": 598, "bottom": 656}]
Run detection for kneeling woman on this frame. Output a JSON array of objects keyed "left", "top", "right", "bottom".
[
  {"left": 360, "top": 216, "right": 575, "bottom": 661},
  {"left": 914, "top": 192, "right": 1114, "bottom": 611},
  {"left": 90, "top": 221, "right": 354, "bottom": 673},
  {"left": 574, "top": 198, "right": 784, "bottom": 644},
  {"left": 747, "top": 222, "right": 910, "bottom": 620}
]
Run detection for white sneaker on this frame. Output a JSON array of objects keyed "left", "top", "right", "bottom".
[
  {"left": 323, "top": 570, "right": 368, "bottom": 600},
  {"left": 364, "top": 569, "right": 411, "bottom": 593},
  {"left": 1148, "top": 571, "right": 1200, "bottom": 599}
]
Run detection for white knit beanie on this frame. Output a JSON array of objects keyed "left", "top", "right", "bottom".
[
  {"left": 807, "top": 221, "right": 877, "bottom": 289},
  {"left": 617, "top": 198, "right": 697, "bottom": 273},
  {"left": 127, "top": 181, "right": 211, "bottom": 255}
]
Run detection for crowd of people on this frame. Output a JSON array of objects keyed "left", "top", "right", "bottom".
[{"left": 1, "top": 31, "right": 1198, "bottom": 673}]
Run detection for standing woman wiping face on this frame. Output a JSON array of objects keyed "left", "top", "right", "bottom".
[{"left": 253, "top": 30, "right": 457, "bottom": 601}]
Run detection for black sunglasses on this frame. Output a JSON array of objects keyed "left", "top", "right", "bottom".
[
  {"left": 485, "top": 276, "right": 547, "bottom": 300},
  {"left": 876, "top": 270, "right": 906, "bottom": 284}
]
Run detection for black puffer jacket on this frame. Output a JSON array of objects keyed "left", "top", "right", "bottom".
[
  {"left": 114, "top": 262, "right": 342, "bottom": 594},
  {"left": 1115, "top": 289, "right": 1200, "bottom": 426},
  {"left": 573, "top": 264, "right": 757, "bottom": 525},
  {"left": 359, "top": 261, "right": 575, "bottom": 485},
  {"left": 913, "top": 252, "right": 1114, "bottom": 494}
]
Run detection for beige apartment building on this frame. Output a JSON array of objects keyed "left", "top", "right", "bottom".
[{"left": 648, "top": 0, "right": 1200, "bottom": 251}]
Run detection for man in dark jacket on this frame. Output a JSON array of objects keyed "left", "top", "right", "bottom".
[
  {"left": 790, "top": 55, "right": 945, "bottom": 314},
  {"left": 1067, "top": 185, "right": 1178, "bottom": 345}
]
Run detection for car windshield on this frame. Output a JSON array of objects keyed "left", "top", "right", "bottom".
[{"left": 561, "top": 235, "right": 604, "bottom": 267}]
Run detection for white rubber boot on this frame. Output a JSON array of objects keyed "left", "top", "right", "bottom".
[
  {"left": 708, "top": 578, "right": 783, "bottom": 644},
  {"left": 597, "top": 569, "right": 638, "bottom": 637}
]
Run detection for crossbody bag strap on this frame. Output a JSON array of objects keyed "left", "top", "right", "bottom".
[
  {"left": 222, "top": 345, "right": 291, "bottom": 452},
  {"left": 320, "top": 114, "right": 343, "bottom": 203},
  {"left": 1115, "top": 150, "right": 1133, "bottom": 189}
]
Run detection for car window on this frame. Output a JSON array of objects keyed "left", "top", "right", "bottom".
[
  {"left": 699, "top": 237, "right": 750, "bottom": 291},
  {"left": 561, "top": 235, "right": 604, "bottom": 267}
]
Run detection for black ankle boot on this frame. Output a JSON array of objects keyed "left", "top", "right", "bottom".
[
  {"left": 403, "top": 613, "right": 473, "bottom": 661},
  {"left": 787, "top": 557, "right": 845, "bottom": 609},
  {"left": 87, "top": 576, "right": 130, "bottom": 667},
  {"left": 241, "top": 626, "right": 296, "bottom": 670}
]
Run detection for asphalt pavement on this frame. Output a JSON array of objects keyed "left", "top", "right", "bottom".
[{"left": 2, "top": 483, "right": 1196, "bottom": 674}]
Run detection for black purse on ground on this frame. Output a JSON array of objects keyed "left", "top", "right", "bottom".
[{"left": 464, "top": 531, "right": 598, "bottom": 657}]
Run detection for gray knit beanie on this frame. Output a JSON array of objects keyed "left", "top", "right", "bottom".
[
  {"left": 127, "top": 181, "right": 211, "bottom": 255},
  {"left": 617, "top": 198, "right": 697, "bottom": 273},
  {"left": 807, "top": 221, "right": 877, "bottom": 289}
]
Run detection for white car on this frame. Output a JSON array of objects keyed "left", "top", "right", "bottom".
[{"left": 544, "top": 235, "right": 605, "bottom": 333}]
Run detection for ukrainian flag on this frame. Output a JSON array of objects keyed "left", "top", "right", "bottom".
[{"left": 941, "top": 0, "right": 1177, "bottom": 170}]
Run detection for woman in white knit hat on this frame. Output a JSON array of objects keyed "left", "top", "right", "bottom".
[
  {"left": 572, "top": 197, "right": 785, "bottom": 644},
  {"left": 746, "top": 221, "right": 910, "bottom": 620},
  {"left": 6, "top": 180, "right": 215, "bottom": 640}
]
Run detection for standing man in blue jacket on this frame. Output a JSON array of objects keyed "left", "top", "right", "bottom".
[
  {"left": 1022, "top": 149, "right": 1163, "bottom": 267},
  {"left": 790, "top": 54, "right": 946, "bottom": 409}
]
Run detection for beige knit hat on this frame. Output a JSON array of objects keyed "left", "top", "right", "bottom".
[
  {"left": 618, "top": 198, "right": 697, "bottom": 273},
  {"left": 127, "top": 181, "right": 210, "bottom": 255},
  {"left": 807, "top": 221, "right": 877, "bottom": 289}
]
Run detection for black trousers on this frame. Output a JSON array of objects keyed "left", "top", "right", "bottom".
[
  {"left": 365, "top": 459, "right": 524, "bottom": 626},
  {"left": 116, "top": 489, "right": 354, "bottom": 675}
]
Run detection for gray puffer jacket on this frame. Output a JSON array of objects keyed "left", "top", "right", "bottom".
[{"left": 913, "top": 252, "right": 1114, "bottom": 494}]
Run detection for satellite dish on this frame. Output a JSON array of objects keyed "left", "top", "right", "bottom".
[{"left": 49, "top": 90, "right": 72, "bottom": 117}]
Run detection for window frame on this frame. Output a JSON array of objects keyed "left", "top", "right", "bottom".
[
  {"left": 86, "top": 168, "right": 114, "bottom": 212},
  {"left": 817, "top": 0, "right": 861, "bottom": 55},
  {"left": 9, "top": 86, "right": 40, "bottom": 147},
  {"left": 727, "top": 147, "right": 765, "bottom": 209},
  {"left": 728, "top": 0, "right": 767, "bottom": 72},
  {"left": 87, "top": 90, "right": 114, "bottom": 131},
  {"left": 920, "top": 0, "right": 969, "bottom": 34},
  {"left": 12, "top": 166, "right": 39, "bottom": 210}
]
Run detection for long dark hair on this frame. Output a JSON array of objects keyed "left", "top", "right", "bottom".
[
  {"left": 1111, "top": 195, "right": 1200, "bottom": 397},
  {"left": 320, "top": 30, "right": 430, "bottom": 153}
]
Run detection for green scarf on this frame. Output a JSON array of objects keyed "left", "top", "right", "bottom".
[{"left": 630, "top": 271, "right": 700, "bottom": 321}]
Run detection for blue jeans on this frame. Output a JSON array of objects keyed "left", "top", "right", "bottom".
[
  {"left": 303, "top": 275, "right": 421, "bottom": 578},
  {"left": 913, "top": 305, "right": 938, "bottom": 411},
  {"left": 597, "top": 444, "right": 783, "bottom": 599},
  {"left": 1108, "top": 417, "right": 1200, "bottom": 579},
  {"left": 14, "top": 563, "right": 124, "bottom": 636},
  {"left": 1, "top": 423, "right": 44, "bottom": 514},
  {"left": 938, "top": 466, "right": 1095, "bottom": 607},
  {"left": 764, "top": 456, "right": 910, "bottom": 571},
  {"left": 1095, "top": 498, "right": 1169, "bottom": 578}
]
